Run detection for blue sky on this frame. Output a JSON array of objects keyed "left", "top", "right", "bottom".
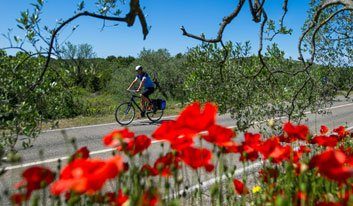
[{"left": 0, "top": 0, "right": 310, "bottom": 58}]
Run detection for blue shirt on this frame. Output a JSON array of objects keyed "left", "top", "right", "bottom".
[{"left": 136, "top": 72, "right": 155, "bottom": 89}]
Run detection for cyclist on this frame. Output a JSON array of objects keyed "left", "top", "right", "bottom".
[{"left": 127, "top": 65, "right": 155, "bottom": 117}]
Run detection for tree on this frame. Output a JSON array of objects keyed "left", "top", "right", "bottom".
[
  {"left": 180, "top": 0, "right": 353, "bottom": 126},
  {"left": 134, "top": 49, "right": 188, "bottom": 100},
  {"left": 302, "top": 0, "right": 353, "bottom": 97},
  {"left": 61, "top": 42, "right": 97, "bottom": 87},
  {"left": 1, "top": 0, "right": 353, "bottom": 162}
]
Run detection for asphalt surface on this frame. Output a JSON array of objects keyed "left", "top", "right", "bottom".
[{"left": 1, "top": 98, "right": 353, "bottom": 205}]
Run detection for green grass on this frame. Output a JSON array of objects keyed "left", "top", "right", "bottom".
[{"left": 41, "top": 93, "right": 184, "bottom": 130}]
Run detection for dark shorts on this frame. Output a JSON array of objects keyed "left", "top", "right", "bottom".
[{"left": 142, "top": 87, "right": 155, "bottom": 98}]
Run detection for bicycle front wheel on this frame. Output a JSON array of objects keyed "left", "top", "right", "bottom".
[
  {"left": 147, "top": 109, "right": 164, "bottom": 123},
  {"left": 115, "top": 102, "right": 135, "bottom": 125}
]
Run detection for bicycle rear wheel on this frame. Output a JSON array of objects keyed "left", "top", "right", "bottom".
[
  {"left": 146, "top": 109, "right": 164, "bottom": 123},
  {"left": 115, "top": 102, "right": 135, "bottom": 125}
]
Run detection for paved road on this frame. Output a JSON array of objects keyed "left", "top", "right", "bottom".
[{"left": 1, "top": 98, "right": 353, "bottom": 204}]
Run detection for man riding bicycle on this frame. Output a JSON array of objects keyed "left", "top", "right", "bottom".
[{"left": 127, "top": 65, "right": 155, "bottom": 117}]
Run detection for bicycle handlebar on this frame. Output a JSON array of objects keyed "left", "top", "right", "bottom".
[{"left": 127, "top": 89, "right": 140, "bottom": 98}]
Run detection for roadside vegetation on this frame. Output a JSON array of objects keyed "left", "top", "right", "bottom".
[{"left": 1, "top": 0, "right": 353, "bottom": 205}]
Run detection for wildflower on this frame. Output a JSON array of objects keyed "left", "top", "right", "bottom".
[
  {"left": 11, "top": 166, "right": 55, "bottom": 204},
  {"left": 69, "top": 147, "right": 90, "bottom": 162},
  {"left": 268, "top": 118, "right": 275, "bottom": 128},
  {"left": 309, "top": 149, "right": 353, "bottom": 183},
  {"left": 238, "top": 133, "right": 262, "bottom": 162},
  {"left": 103, "top": 128, "right": 135, "bottom": 147},
  {"left": 154, "top": 152, "right": 181, "bottom": 176},
  {"left": 179, "top": 146, "right": 214, "bottom": 172},
  {"left": 141, "top": 190, "right": 159, "bottom": 206},
  {"left": 152, "top": 120, "right": 195, "bottom": 150},
  {"left": 176, "top": 102, "right": 217, "bottom": 131},
  {"left": 14, "top": 166, "right": 55, "bottom": 196},
  {"left": 10, "top": 193, "right": 28, "bottom": 205},
  {"left": 108, "top": 189, "right": 129, "bottom": 206},
  {"left": 141, "top": 164, "right": 159, "bottom": 176},
  {"left": 333, "top": 126, "right": 349, "bottom": 138},
  {"left": 281, "top": 122, "right": 309, "bottom": 142},
  {"left": 124, "top": 135, "right": 151, "bottom": 156},
  {"left": 296, "top": 191, "right": 306, "bottom": 202},
  {"left": 252, "top": 185, "right": 261, "bottom": 193},
  {"left": 259, "top": 168, "right": 279, "bottom": 183},
  {"left": 233, "top": 179, "right": 249, "bottom": 195},
  {"left": 311, "top": 135, "right": 338, "bottom": 147},
  {"left": 259, "top": 137, "right": 291, "bottom": 163},
  {"left": 202, "top": 124, "right": 236, "bottom": 147},
  {"left": 152, "top": 102, "right": 217, "bottom": 151},
  {"left": 51, "top": 155, "right": 123, "bottom": 195},
  {"left": 320, "top": 125, "right": 329, "bottom": 135}
]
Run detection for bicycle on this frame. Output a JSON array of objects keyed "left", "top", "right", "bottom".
[{"left": 115, "top": 90, "right": 164, "bottom": 125}]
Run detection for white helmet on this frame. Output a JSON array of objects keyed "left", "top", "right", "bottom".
[{"left": 135, "top": 65, "right": 143, "bottom": 71}]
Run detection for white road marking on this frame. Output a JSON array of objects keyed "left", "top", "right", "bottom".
[
  {"left": 168, "top": 161, "right": 262, "bottom": 199},
  {"left": 4, "top": 140, "right": 163, "bottom": 171},
  {"left": 43, "top": 103, "right": 353, "bottom": 133},
  {"left": 4, "top": 102, "right": 353, "bottom": 171}
]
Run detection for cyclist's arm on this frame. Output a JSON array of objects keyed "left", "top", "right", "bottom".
[
  {"left": 127, "top": 77, "right": 138, "bottom": 90},
  {"left": 137, "top": 77, "right": 146, "bottom": 91}
]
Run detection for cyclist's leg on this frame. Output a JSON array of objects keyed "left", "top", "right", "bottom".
[{"left": 142, "top": 88, "right": 154, "bottom": 110}]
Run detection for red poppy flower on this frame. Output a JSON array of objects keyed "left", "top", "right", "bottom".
[
  {"left": 50, "top": 155, "right": 123, "bottom": 195},
  {"left": 259, "top": 168, "right": 279, "bottom": 183},
  {"left": 310, "top": 149, "right": 353, "bottom": 183},
  {"left": 152, "top": 102, "right": 218, "bottom": 151},
  {"left": 297, "top": 191, "right": 307, "bottom": 200},
  {"left": 112, "top": 189, "right": 129, "bottom": 206},
  {"left": 152, "top": 120, "right": 195, "bottom": 150},
  {"left": 103, "top": 128, "right": 135, "bottom": 147},
  {"left": 238, "top": 133, "right": 262, "bottom": 162},
  {"left": 202, "top": 124, "right": 236, "bottom": 147},
  {"left": 320, "top": 125, "right": 329, "bottom": 135},
  {"left": 176, "top": 102, "right": 217, "bottom": 131},
  {"left": 292, "top": 146, "right": 311, "bottom": 163},
  {"left": 179, "top": 147, "right": 214, "bottom": 172},
  {"left": 14, "top": 166, "right": 55, "bottom": 197},
  {"left": 69, "top": 147, "right": 90, "bottom": 162},
  {"left": 283, "top": 122, "right": 309, "bottom": 141},
  {"left": 223, "top": 142, "right": 240, "bottom": 153},
  {"left": 298, "top": 145, "right": 311, "bottom": 154},
  {"left": 333, "top": 126, "right": 349, "bottom": 138},
  {"left": 141, "top": 190, "right": 159, "bottom": 206},
  {"left": 311, "top": 135, "right": 338, "bottom": 147},
  {"left": 125, "top": 135, "right": 151, "bottom": 156},
  {"left": 10, "top": 193, "right": 28, "bottom": 205},
  {"left": 259, "top": 137, "right": 292, "bottom": 163},
  {"left": 316, "top": 202, "right": 342, "bottom": 206},
  {"left": 141, "top": 164, "right": 159, "bottom": 176},
  {"left": 341, "top": 147, "right": 353, "bottom": 167},
  {"left": 233, "top": 179, "right": 249, "bottom": 195},
  {"left": 153, "top": 152, "right": 181, "bottom": 176}
]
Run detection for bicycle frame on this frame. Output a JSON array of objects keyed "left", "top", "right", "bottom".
[
  {"left": 129, "top": 95, "right": 145, "bottom": 113},
  {"left": 115, "top": 90, "right": 163, "bottom": 125},
  {"left": 127, "top": 90, "right": 154, "bottom": 113}
]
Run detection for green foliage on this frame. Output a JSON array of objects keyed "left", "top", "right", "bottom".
[
  {"left": 184, "top": 42, "right": 335, "bottom": 131},
  {"left": 303, "top": 1, "right": 353, "bottom": 95},
  {"left": 0, "top": 51, "right": 83, "bottom": 151},
  {"left": 128, "top": 49, "right": 189, "bottom": 101}
]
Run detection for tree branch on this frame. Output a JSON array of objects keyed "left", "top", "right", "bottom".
[
  {"left": 31, "top": 1, "right": 149, "bottom": 90},
  {"left": 180, "top": 0, "right": 246, "bottom": 43}
]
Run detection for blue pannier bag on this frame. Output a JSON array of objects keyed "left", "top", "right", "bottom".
[
  {"left": 160, "top": 99, "right": 166, "bottom": 110},
  {"left": 152, "top": 99, "right": 166, "bottom": 110}
]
